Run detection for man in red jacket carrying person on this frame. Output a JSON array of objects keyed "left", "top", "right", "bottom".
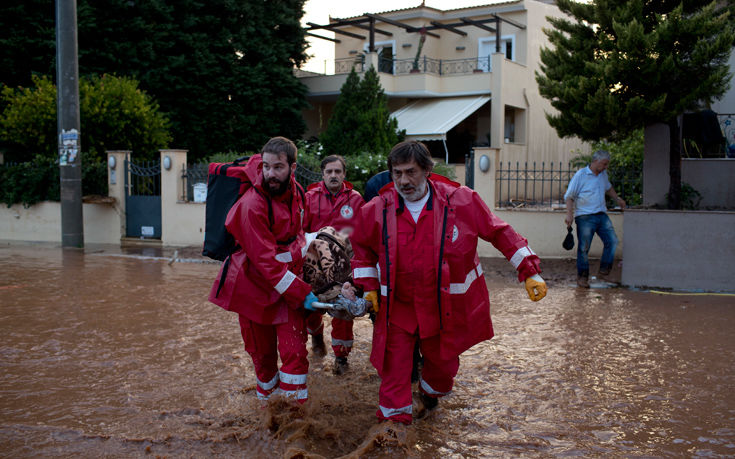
[
  {"left": 303, "top": 155, "right": 364, "bottom": 375},
  {"left": 350, "top": 141, "right": 547, "bottom": 425},
  {"left": 208, "top": 136, "right": 318, "bottom": 404}
]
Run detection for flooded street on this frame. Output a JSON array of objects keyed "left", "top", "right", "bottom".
[{"left": 1, "top": 242, "right": 734, "bottom": 458}]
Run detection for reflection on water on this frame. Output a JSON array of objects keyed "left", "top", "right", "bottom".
[{"left": 1, "top": 243, "right": 734, "bottom": 458}]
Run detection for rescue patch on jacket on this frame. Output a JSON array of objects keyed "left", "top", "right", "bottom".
[{"left": 340, "top": 204, "right": 354, "bottom": 219}]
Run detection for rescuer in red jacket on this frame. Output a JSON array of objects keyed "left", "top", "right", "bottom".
[
  {"left": 208, "top": 137, "right": 318, "bottom": 404},
  {"left": 350, "top": 141, "right": 548, "bottom": 425},
  {"left": 303, "top": 155, "right": 364, "bottom": 375}
]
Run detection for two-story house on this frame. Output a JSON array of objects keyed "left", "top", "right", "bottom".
[{"left": 298, "top": 0, "right": 587, "bottom": 168}]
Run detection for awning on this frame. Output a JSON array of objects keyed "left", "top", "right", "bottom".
[{"left": 390, "top": 95, "right": 491, "bottom": 142}]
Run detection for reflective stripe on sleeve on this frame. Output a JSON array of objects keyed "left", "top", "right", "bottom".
[
  {"left": 509, "top": 246, "right": 535, "bottom": 269},
  {"left": 380, "top": 284, "right": 387, "bottom": 296},
  {"left": 449, "top": 263, "right": 483, "bottom": 295},
  {"left": 353, "top": 267, "right": 378, "bottom": 279},
  {"left": 275, "top": 251, "right": 292, "bottom": 263},
  {"left": 279, "top": 370, "right": 307, "bottom": 386},
  {"left": 379, "top": 404, "right": 412, "bottom": 418},
  {"left": 274, "top": 270, "right": 297, "bottom": 294}
]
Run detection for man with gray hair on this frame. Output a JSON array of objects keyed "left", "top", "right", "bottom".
[{"left": 564, "top": 150, "right": 626, "bottom": 288}]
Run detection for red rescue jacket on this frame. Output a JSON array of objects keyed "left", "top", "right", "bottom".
[
  {"left": 350, "top": 175, "right": 541, "bottom": 372},
  {"left": 208, "top": 154, "right": 311, "bottom": 324},
  {"left": 303, "top": 181, "right": 364, "bottom": 232}
]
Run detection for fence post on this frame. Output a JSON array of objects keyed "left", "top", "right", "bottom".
[
  {"left": 160, "top": 149, "right": 188, "bottom": 245},
  {"left": 106, "top": 150, "right": 130, "bottom": 243},
  {"left": 473, "top": 147, "right": 499, "bottom": 209}
]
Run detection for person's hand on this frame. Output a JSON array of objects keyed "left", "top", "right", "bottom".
[
  {"left": 524, "top": 274, "right": 547, "bottom": 302},
  {"left": 341, "top": 282, "right": 357, "bottom": 301},
  {"left": 616, "top": 197, "right": 626, "bottom": 209},
  {"left": 364, "top": 290, "right": 379, "bottom": 313},
  {"left": 303, "top": 292, "right": 318, "bottom": 311},
  {"left": 564, "top": 213, "right": 573, "bottom": 227}
]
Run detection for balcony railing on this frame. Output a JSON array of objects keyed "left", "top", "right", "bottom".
[{"left": 300, "top": 55, "right": 492, "bottom": 76}]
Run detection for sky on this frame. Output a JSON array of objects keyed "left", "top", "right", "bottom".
[{"left": 301, "top": 0, "right": 494, "bottom": 72}]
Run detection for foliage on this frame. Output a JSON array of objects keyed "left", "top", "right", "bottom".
[
  {"left": 432, "top": 162, "right": 457, "bottom": 181},
  {"left": 296, "top": 140, "right": 388, "bottom": 195},
  {"left": 0, "top": 154, "right": 107, "bottom": 208},
  {"left": 537, "top": 0, "right": 734, "bottom": 141},
  {"left": 570, "top": 129, "right": 644, "bottom": 206},
  {"left": 0, "top": 74, "right": 171, "bottom": 163},
  {"left": 536, "top": 0, "right": 735, "bottom": 208},
  {"left": 669, "top": 182, "right": 702, "bottom": 210},
  {"left": 320, "top": 66, "right": 405, "bottom": 159},
  {"left": 0, "top": 0, "right": 310, "bottom": 161}
]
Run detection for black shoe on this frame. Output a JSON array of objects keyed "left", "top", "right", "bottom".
[
  {"left": 311, "top": 334, "right": 326, "bottom": 358},
  {"left": 419, "top": 392, "right": 438, "bottom": 411},
  {"left": 333, "top": 356, "right": 349, "bottom": 375},
  {"left": 598, "top": 267, "right": 611, "bottom": 276}
]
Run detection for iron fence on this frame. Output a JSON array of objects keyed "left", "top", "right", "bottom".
[
  {"left": 183, "top": 163, "right": 208, "bottom": 202},
  {"left": 380, "top": 56, "right": 491, "bottom": 76},
  {"left": 181, "top": 162, "right": 322, "bottom": 202},
  {"left": 496, "top": 161, "right": 641, "bottom": 209}
]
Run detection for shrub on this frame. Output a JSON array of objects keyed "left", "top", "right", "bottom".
[
  {"left": 0, "top": 153, "right": 108, "bottom": 207},
  {"left": 0, "top": 74, "right": 171, "bottom": 164}
]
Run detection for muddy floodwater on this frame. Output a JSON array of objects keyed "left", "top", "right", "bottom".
[{"left": 1, "top": 242, "right": 734, "bottom": 458}]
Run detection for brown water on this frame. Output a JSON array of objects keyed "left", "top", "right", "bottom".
[{"left": 1, "top": 243, "right": 734, "bottom": 458}]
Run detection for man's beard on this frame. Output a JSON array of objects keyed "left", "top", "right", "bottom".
[
  {"left": 396, "top": 179, "right": 428, "bottom": 202},
  {"left": 265, "top": 175, "right": 290, "bottom": 196}
]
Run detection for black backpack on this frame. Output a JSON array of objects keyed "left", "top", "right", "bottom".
[
  {"left": 201, "top": 156, "right": 307, "bottom": 261},
  {"left": 201, "top": 157, "right": 251, "bottom": 261}
]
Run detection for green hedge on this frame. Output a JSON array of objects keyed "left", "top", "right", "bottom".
[{"left": 0, "top": 155, "right": 107, "bottom": 208}]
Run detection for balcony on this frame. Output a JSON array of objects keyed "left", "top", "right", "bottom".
[{"left": 297, "top": 55, "right": 494, "bottom": 99}]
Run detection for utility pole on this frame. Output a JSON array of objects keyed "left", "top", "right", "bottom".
[{"left": 56, "top": 0, "right": 84, "bottom": 247}]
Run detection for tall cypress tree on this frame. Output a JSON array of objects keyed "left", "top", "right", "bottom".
[
  {"left": 536, "top": 0, "right": 734, "bottom": 208},
  {"left": 321, "top": 66, "right": 404, "bottom": 157}
]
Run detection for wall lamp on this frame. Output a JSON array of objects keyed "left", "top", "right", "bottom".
[
  {"left": 108, "top": 156, "right": 116, "bottom": 170},
  {"left": 163, "top": 155, "right": 172, "bottom": 170},
  {"left": 479, "top": 154, "right": 490, "bottom": 173}
]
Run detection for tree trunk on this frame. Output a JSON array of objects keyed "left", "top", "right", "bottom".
[{"left": 667, "top": 117, "right": 682, "bottom": 209}]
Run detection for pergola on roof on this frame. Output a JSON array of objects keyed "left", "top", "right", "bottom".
[{"left": 305, "top": 6, "right": 526, "bottom": 54}]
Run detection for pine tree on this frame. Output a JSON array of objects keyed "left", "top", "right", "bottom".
[
  {"left": 321, "top": 66, "right": 404, "bottom": 157},
  {"left": 536, "top": 0, "right": 734, "bottom": 208}
]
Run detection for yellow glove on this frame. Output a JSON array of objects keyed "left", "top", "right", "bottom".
[
  {"left": 364, "top": 290, "right": 379, "bottom": 314},
  {"left": 524, "top": 274, "right": 547, "bottom": 302}
]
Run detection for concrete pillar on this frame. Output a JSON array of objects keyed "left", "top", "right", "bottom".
[
  {"left": 643, "top": 123, "right": 670, "bottom": 207},
  {"left": 490, "top": 52, "right": 505, "bottom": 149},
  {"left": 106, "top": 150, "right": 130, "bottom": 242},
  {"left": 365, "top": 51, "right": 379, "bottom": 72},
  {"left": 473, "top": 147, "right": 500, "bottom": 209},
  {"left": 160, "top": 149, "right": 188, "bottom": 245}
]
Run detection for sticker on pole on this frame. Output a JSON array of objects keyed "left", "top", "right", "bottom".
[{"left": 59, "top": 129, "right": 79, "bottom": 166}]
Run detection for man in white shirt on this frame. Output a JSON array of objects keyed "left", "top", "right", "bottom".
[{"left": 564, "top": 150, "right": 626, "bottom": 288}]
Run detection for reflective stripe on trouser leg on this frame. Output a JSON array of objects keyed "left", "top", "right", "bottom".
[
  {"left": 331, "top": 317, "right": 354, "bottom": 358},
  {"left": 238, "top": 315, "right": 280, "bottom": 401},
  {"left": 377, "top": 324, "right": 417, "bottom": 424},
  {"left": 276, "top": 306, "right": 309, "bottom": 401},
  {"left": 418, "top": 334, "right": 459, "bottom": 399}
]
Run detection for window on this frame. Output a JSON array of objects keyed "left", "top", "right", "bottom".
[{"left": 477, "top": 35, "right": 516, "bottom": 71}]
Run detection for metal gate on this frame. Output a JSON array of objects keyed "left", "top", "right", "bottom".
[
  {"left": 465, "top": 150, "right": 475, "bottom": 189},
  {"left": 124, "top": 158, "right": 161, "bottom": 239}
]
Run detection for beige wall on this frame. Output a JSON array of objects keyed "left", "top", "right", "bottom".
[
  {"left": 0, "top": 201, "right": 121, "bottom": 245},
  {"left": 681, "top": 158, "right": 735, "bottom": 209},
  {"left": 622, "top": 209, "right": 735, "bottom": 292}
]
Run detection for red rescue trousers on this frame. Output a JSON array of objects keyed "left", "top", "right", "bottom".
[
  {"left": 238, "top": 307, "right": 309, "bottom": 402},
  {"left": 377, "top": 324, "right": 459, "bottom": 424},
  {"left": 305, "top": 311, "right": 354, "bottom": 358}
]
